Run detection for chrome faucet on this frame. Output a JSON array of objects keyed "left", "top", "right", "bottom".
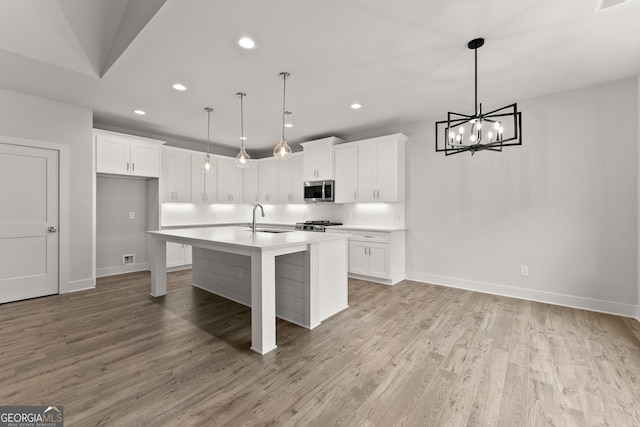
[{"left": 252, "top": 204, "right": 265, "bottom": 233}]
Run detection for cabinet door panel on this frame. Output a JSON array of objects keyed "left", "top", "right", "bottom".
[
  {"left": 183, "top": 245, "right": 192, "bottom": 265},
  {"left": 348, "top": 241, "right": 369, "bottom": 275},
  {"left": 228, "top": 163, "right": 243, "bottom": 203},
  {"left": 357, "top": 144, "right": 377, "bottom": 202},
  {"left": 368, "top": 243, "right": 390, "bottom": 279},
  {"left": 291, "top": 155, "right": 304, "bottom": 203},
  {"left": 130, "top": 141, "right": 160, "bottom": 177},
  {"left": 243, "top": 165, "right": 259, "bottom": 204},
  {"left": 218, "top": 157, "right": 242, "bottom": 203},
  {"left": 277, "top": 157, "right": 294, "bottom": 203},
  {"left": 166, "top": 242, "right": 184, "bottom": 268},
  {"left": 375, "top": 140, "right": 398, "bottom": 202},
  {"left": 190, "top": 154, "right": 205, "bottom": 203},
  {"left": 334, "top": 146, "right": 358, "bottom": 203},
  {"left": 96, "top": 136, "right": 129, "bottom": 174},
  {"left": 161, "top": 149, "right": 175, "bottom": 202},
  {"left": 258, "top": 160, "right": 277, "bottom": 203},
  {"left": 173, "top": 151, "right": 192, "bottom": 202}
]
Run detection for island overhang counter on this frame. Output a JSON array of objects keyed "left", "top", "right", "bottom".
[{"left": 147, "top": 226, "right": 349, "bottom": 355}]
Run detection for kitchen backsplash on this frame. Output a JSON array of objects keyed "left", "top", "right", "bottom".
[{"left": 161, "top": 202, "right": 405, "bottom": 228}]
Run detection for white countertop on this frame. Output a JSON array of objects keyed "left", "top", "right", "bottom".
[
  {"left": 327, "top": 225, "right": 406, "bottom": 232},
  {"left": 148, "top": 226, "right": 348, "bottom": 250}
]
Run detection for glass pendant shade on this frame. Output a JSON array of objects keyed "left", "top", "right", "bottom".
[
  {"left": 273, "top": 138, "right": 292, "bottom": 160},
  {"left": 204, "top": 153, "right": 212, "bottom": 171},
  {"left": 235, "top": 93, "right": 251, "bottom": 168},
  {"left": 274, "top": 72, "right": 292, "bottom": 160},
  {"left": 235, "top": 147, "right": 251, "bottom": 168}
]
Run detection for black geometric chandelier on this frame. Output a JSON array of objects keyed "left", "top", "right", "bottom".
[{"left": 435, "top": 38, "right": 522, "bottom": 156}]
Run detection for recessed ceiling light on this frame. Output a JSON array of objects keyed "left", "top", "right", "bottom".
[
  {"left": 285, "top": 123, "right": 293, "bottom": 128},
  {"left": 238, "top": 37, "right": 256, "bottom": 49},
  {"left": 351, "top": 103, "right": 362, "bottom": 109},
  {"left": 133, "top": 109, "right": 146, "bottom": 115},
  {"left": 172, "top": 83, "right": 187, "bottom": 91}
]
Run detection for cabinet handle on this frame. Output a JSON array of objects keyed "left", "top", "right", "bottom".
[
  {"left": 376, "top": 190, "right": 380, "bottom": 199},
  {"left": 354, "top": 191, "right": 357, "bottom": 200},
  {"left": 126, "top": 162, "right": 130, "bottom": 171},
  {"left": 132, "top": 163, "right": 135, "bottom": 172}
]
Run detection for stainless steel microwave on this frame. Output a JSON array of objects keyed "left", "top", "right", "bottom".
[{"left": 304, "top": 180, "right": 334, "bottom": 202}]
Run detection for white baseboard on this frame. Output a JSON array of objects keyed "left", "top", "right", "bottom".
[
  {"left": 405, "top": 271, "right": 638, "bottom": 319},
  {"left": 66, "top": 277, "right": 95, "bottom": 293},
  {"left": 96, "top": 262, "right": 149, "bottom": 278}
]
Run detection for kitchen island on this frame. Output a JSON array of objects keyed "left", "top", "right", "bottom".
[{"left": 147, "top": 226, "right": 349, "bottom": 355}]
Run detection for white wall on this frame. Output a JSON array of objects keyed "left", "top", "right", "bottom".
[
  {"left": 96, "top": 176, "right": 150, "bottom": 276},
  {"left": 0, "top": 88, "right": 94, "bottom": 292},
  {"left": 404, "top": 77, "right": 638, "bottom": 317}
]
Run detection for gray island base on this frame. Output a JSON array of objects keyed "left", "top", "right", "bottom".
[{"left": 148, "top": 226, "right": 349, "bottom": 355}]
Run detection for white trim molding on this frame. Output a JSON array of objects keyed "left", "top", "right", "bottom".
[
  {"left": 67, "top": 278, "right": 96, "bottom": 293},
  {"left": 406, "top": 271, "right": 638, "bottom": 319},
  {"left": 96, "top": 262, "right": 150, "bottom": 278}
]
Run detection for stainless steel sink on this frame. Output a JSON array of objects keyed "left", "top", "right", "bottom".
[{"left": 246, "top": 228, "right": 293, "bottom": 233}]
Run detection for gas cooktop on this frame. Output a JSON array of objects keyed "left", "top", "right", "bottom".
[{"left": 294, "top": 220, "right": 343, "bottom": 232}]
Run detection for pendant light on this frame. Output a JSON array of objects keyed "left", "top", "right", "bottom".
[
  {"left": 235, "top": 92, "right": 251, "bottom": 168},
  {"left": 203, "top": 107, "right": 213, "bottom": 171},
  {"left": 435, "top": 38, "right": 522, "bottom": 156},
  {"left": 273, "top": 72, "right": 292, "bottom": 160}
]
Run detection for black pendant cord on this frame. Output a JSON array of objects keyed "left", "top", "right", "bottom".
[
  {"left": 474, "top": 46, "right": 478, "bottom": 115},
  {"left": 467, "top": 37, "right": 484, "bottom": 116},
  {"left": 281, "top": 73, "right": 287, "bottom": 140},
  {"left": 205, "top": 107, "right": 213, "bottom": 153},
  {"left": 239, "top": 93, "right": 245, "bottom": 150}
]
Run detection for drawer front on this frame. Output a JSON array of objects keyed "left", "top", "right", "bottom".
[{"left": 349, "top": 231, "right": 390, "bottom": 244}]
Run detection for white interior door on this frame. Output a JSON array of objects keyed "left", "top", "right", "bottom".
[{"left": 0, "top": 143, "right": 59, "bottom": 303}]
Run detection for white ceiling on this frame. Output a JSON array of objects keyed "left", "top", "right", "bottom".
[{"left": 0, "top": 0, "right": 639, "bottom": 153}]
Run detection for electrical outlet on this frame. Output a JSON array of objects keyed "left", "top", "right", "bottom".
[
  {"left": 236, "top": 268, "right": 243, "bottom": 279},
  {"left": 520, "top": 265, "right": 529, "bottom": 276},
  {"left": 129, "top": 211, "right": 135, "bottom": 219}
]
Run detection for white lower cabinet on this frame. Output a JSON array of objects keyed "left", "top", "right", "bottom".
[
  {"left": 347, "top": 230, "right": 405, "bottom": 285},
  {"left": 167, "top": 242, "right": 192, "bottom": 268},
  {"left": 349, "top": 241, "right": 389, "bottom": 278}
]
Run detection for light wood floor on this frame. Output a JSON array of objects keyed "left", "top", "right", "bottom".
[{"left": 1, "top": 271, "right": 640, "bottom": 426}]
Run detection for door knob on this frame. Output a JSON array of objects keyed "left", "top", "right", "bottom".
[{"left": 48, "top": 226, "right": 57, "bottom": 233}]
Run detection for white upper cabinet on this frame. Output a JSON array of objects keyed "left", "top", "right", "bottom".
[
  {"left": 191, "top": 153, "right": 216, "bottom": 203},
  {"left": 95, "top": 129, "right": 164, "bottom": 178},
  {"left": 300, "top": 136, "right": 342, "bottom": 181},
  {"left": 334, "top": 133, "right": 407, "bottom": 203},
  {"left": 277, "top": 153, "right": 303, "bottom": 203},
  {"left": 258, "top": 158, "right": 278, "bottom": 203},
  {"left": 161, "top": 147, "right": 191, "bottom": 203},
  {"left": 242, "top": 164, "right": 260, "bottom": 205},
  {"left": 333, "top": 145, "right": 358, "bottom": 203},
  {"left": 217, "top": 156, "right": 242, "bottom": 203}
]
